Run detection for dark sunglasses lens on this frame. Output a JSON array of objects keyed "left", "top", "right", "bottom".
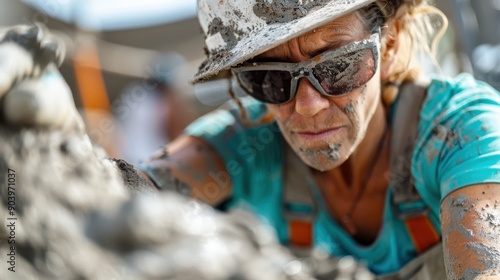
[
  {"left": 237, "top": 70, "right": 292, "bottom": 104},
  {"left": 313, "top": 48, "right": 376, "bottom": 96}
]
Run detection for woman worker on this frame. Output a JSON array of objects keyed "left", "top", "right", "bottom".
[
  {"left": 138, "top": 0, "right": 500, "bottom": 278},
  {"left": 0, "top": 0, "right": 499, "bottom": 278}
]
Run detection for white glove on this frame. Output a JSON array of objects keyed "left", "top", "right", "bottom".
[{"left": 0, "top": 25, "right": 84, "bottom": 133}]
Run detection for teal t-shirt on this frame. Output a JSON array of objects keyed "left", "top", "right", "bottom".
[{"left": 185, "top": 74, "right": 500, "bottom": 275}]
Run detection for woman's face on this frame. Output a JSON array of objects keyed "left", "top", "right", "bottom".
[{"left": 258, "top": 13, "right": 383, "bottom": 171}]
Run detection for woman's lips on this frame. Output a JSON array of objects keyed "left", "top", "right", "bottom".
[{"left": 295, "top": 126, "right": 345, "bottom": 142}]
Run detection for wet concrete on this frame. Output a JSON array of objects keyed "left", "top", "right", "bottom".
[
  {"left": 253, "top": 0, "right": 331, "bottom": 24},
  {"left": 451, "top": 194, "right": 471, "bottom": 220},
  {"left": 468, "top": 242, "right": 500, "bottom": 270},
  {"left": 207, "top": 17, "right": 245, "bottom": 54},
  {"left": 443, "top": 191, "right": 500, "bottom": 279},
  {"left": 0, "top": 123, "right": 321, "bottom": 280},
  {"left": 0, "top": 121, "right": 381, "bottom": 279}
]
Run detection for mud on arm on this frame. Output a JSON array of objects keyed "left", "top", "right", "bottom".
[
  {"left": 136, "top": 135, "right": 233, "bottom": 206},
  {"left": 441, "top": 184, "right": 500, "bottom": 279}
]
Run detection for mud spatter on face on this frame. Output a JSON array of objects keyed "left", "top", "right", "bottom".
[
  {"left": 327, "top": 143, "right": 341, "bottom": 160},
  {"left": 304, "top": 143, "right": 341, "bottom": 161},
  {"left": 301, "top": 143, "right": 342, "bottom": 161},
  {"left": 295, "top": 143, "right": 342, "bottom": 172},
  {"left": 253, "top": 0, "right": 330, "bottom": 24},
  {"left": 343, "top": 99, "right": 356, "bottom": 113}
]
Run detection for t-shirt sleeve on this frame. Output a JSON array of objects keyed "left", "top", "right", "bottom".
[
  {"left": 414, "top": 74, "right": 500, "bottom": 202},
  {"left": 184, "top": 98, "right": 284, "bottom": 206}
]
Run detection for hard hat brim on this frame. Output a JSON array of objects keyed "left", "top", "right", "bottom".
[{"left": 193, "top": 0, "right": 376, "bottom": 83}]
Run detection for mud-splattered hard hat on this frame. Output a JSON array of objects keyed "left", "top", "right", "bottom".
[{"left": 193, "top": 0, "right": 377, "bottom": 83}]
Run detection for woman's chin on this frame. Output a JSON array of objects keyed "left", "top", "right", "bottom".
[{"left": 294, "top": 147, "right": 348, "bottom": 172}]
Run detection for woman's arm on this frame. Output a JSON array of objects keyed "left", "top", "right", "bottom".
[
  {"left": 137, "top": 135, "right": 233, "bottom": 206},
  {"left": 441, "top": 183, "right": 500, "bottom": 279}
]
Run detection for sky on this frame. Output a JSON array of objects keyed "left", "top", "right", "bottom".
[{"left": 23, "top": 0, "right": 197, "bottom": 31}]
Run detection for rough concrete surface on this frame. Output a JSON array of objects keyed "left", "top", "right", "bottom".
[{"left": 0, "top": 124, "right": 374, "bottom": 280}]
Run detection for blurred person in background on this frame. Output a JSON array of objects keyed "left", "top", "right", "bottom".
[
  {"left": 1, "top": 0, "right": 500, "bottom": 279},
  {"left": 120, "top": 52, "right": 203, "bottom": 163}
]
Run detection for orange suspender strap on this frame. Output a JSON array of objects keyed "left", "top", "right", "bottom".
[
  {"left": 404, "top": 214, "right": 441, "bottom": 254},
  {"left": 289, "top": 220, "right": 313, "bottom": 247},
  {"left": 283, "top": 145, "right": 316, "bottom": 251}
]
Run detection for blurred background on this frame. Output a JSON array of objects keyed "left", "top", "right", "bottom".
[
  {"left": 0, "top": 0, "right": 235, "bottom": 162},
  {"left": 0, "top": 0, "right": 499, "bottom": 162}
]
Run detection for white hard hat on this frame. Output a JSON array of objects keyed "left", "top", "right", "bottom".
[{"left": 193, "top": 0, "right": 377, "bottom": 83}]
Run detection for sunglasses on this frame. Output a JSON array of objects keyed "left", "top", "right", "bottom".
[{"left": 232, "top": 28, "right": 380, "bottom": 104}]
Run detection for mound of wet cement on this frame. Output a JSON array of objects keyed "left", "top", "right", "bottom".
[{"left": 0, "top": 125, "right": 372, "bottom": 280}]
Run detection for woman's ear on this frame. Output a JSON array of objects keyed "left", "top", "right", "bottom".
[{"left": 380, "top": 21, "right": 401, "bottom": 80}]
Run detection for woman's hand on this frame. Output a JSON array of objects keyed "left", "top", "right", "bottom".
[{"left": 0, "top": 25, "right": 84, "bottom": 133}]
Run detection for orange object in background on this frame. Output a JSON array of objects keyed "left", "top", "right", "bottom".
[
  {"left": 73, "top": 42, "right": 111, "bottom": 112},
  {"left": 73, "top": 41, "right": 122, "bottom": 158}
]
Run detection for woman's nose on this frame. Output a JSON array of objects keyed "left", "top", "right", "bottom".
[{"left": 294, "top": 78, "right": 330, "bottom": 117}]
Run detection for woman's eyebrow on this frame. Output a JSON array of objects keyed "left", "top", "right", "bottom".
[
  {"left": 249, "top": 40, "right": 348, "bottom": 63},
  {"left": 248, "top": 31, "right": 356, "bottom": 63},
  {"left": 308, "top": 40, "right": 349, "bottom": 58}
]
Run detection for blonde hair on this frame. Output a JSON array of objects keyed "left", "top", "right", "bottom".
[{"left": 359, "top": 0, "right": 448, "bottom": 104}]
